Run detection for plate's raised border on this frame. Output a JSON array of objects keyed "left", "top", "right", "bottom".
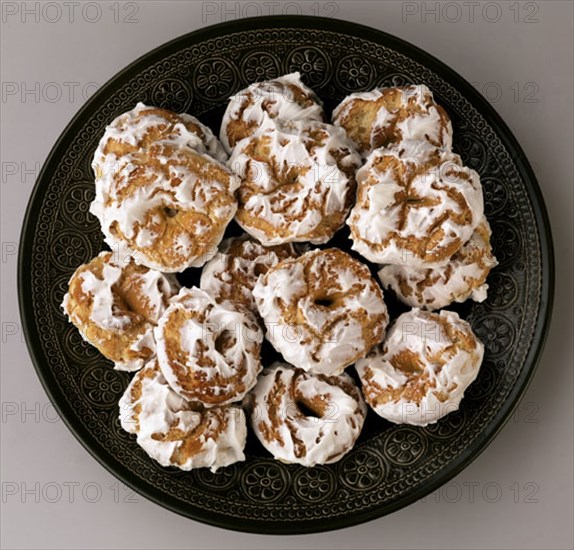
[{"left": 18, "top": 16, "right": 554, "bottom": 534}]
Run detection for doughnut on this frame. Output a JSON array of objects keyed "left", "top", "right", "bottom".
[
  {"left": 245, "top": 362, "right": 366, "bottom": 466},
  {"left": 356, "top": 309, "right": 484, "bottom": 426},
  {"left": 119, "top": 359, "right": 246, "bottom": 471},
  {"left": 379, "top": 218, "right": 498, "bottom": 309},
  {"left": 154, "top": 287, "right": 263, "bottom": 406},
  {"left": 90, "top": 141, "right": 240, "bottom": 272},
  {"left": 200, "top": 234, "right": 299, "bottom": 314},
  {"left": 220, "top": 72, "right": 324, "bottom": 152},
  {"left": 61, "top": 251, "right": 179, "bottom": 371},
  {"left": 332, "top": 84, "right": 453, "bottom": 157},
  {"left": 92, "top": 103, "right": 227, "bottom": 183},
  {"left": 253, "top": 248, "right": 389, "bottom": 375},
  {"left": 347, "top": 140, "right": 484, "bottom": 267},
  {"left": 229, "top": 118, "right": 361, "bottom": 245}
]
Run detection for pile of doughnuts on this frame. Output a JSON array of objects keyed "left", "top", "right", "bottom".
[{"left": 62, "top": 73, "right": 496, "bottom": 471}]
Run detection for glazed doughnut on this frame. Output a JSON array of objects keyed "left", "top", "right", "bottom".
[
  {"left": 356, "top": 309, "right": 484, "bottom": 426},
  {"left": 230, "top": 118, "right": 361, "bottom": 245},
  {"left": 154, "top": 287, "right": 263, "bottom": 406},
  {"left": 245, "top": 362, "right": 366, "bottom": 466},
  {"left": 220, "top": 72, "right": 324, "bottom": 152},
  {"left": 347, "top": 140, "right": 484, "bottom": 267},
  {"left": 90, "top": 142, "right": 240, "bottom": 272},
  {"left": 119, "top": 359, "right": 246, "bottom": 471},
  {"left": 253, "top": 248, "right": 389, "bottom": 375},
  {"left": 200, "top": 234, "right": 299, "bottom": 314},
  {"left": 61, "top": 251, "right": 179, "bottom": 371},
  {"left": 332, "top": 84, "right": 452, "bottom": 157},
  {"left": 93, "top": 103, "right": 227, "bottom": 182},
  {"left": 379, "top": 218, "right": 498, "bottom": 310}
]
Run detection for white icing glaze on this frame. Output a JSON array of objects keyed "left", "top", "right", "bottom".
[
  {"left": 154, "top": 287, "right": 263, "bottom": 405},
  {"left": 230, "top": 118, "right": 361, "bottom": 245},
  {"left": 348, "top": 140, "right": 484, "bottom": 266},
  {"left": 178, "top": 113, "right": 228, "bottom": 163},
  {"left": 119, "top": 359, "right": 246, "bottom": 471},
  {"left": 90, "top": 143, "right": 240, "bottom": 272},
  {"left": 61, "top": 251, "right": 178, "bottom": 372},
  {"left": 247, "top": 362, "right": 366, "bottom": 466},
  {"left": 378, "top": 217, "right": 498, "bottom": 309},
  {"left": 89, "top": 103, "right": 235, "bottom": 272},
  {"left": 356, "top": 309, "right": 484, "bottom": 426},
  {"left": 253, "top": 249, "right": 388, "bottom": 375},
  {"left": 220, "top": 72, "right": 324, "bottom": 151},
  {"left": 200, "top": 235, "right": 297, "bottom": 313},
  {"left": 333, "top": 84, "right": 453, "bottom": 157},
  {"left": 93, "top": 102, "right": 226, "bottom": 181}
]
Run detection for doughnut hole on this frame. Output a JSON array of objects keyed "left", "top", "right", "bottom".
[
  {"left": 163, "top": 206, "right": 178, "bottom": 218},
  {"left": 294, "top": 395, "right": 326, "bottom": 419},
  {"left": 312, "top": 292, "right": 343, "bottom": 309},
  {"left": 253, "top": 263, "right": 268, "bottom": 277},
  {"left": 214, "top": 329, "right": 235, "bottom": 356}
]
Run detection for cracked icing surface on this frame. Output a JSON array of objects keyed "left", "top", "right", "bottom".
[
  {"left": 119, "top": 359, "right": 246, "bottom": 471},
  {"left": 245, "top": 362, "right": 366, "bottom": 466},
  {"left": 378, "top": 218, "right": 497, "bottom": 309},
  {"left": 155, "top": 287, "right": 263, "bottom": 406},
  {"left": 90, "top": 103, "right": 237, "bottom": 272},
  {"left": 93, "top": 102, "right": 227, "bottom": 173},
  {"left": 61, "top": 251, "right": 179, "bottom": 371},
  {"left": 356, "top": 309, "right": 484, "bottom": 426},
  {"left": 230, "top": 118, "right": 361, "bottom": 245},
  {"left": 200, "top": 234, "right": 299, "bottom": 314},
  {"left": 347, "top": 140, "right": 483, "bottom": 267},
  {"left": 220, "top": 72, "right": 325, "bottom": 152},
  {"left": 91, "top": 142, "right": 240, "bottom": 272},
  {"left": 333, "top": 84, "right": 452, "bottom": 157},
  {"left": 253, "top": 248, "right": 388, "bottom": 375}
]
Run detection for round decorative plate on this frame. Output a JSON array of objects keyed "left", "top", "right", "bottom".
[{"left": 19, "top": 16, "right": 553, "bottom": 533}]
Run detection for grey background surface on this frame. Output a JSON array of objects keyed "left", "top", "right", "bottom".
[{"left": 1, "top": 1, "right": 573, "bottom": 549}]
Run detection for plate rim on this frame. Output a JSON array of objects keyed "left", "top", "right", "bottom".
[{"left": 18, "top": 15, "right": 555, "bottom": 534}]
